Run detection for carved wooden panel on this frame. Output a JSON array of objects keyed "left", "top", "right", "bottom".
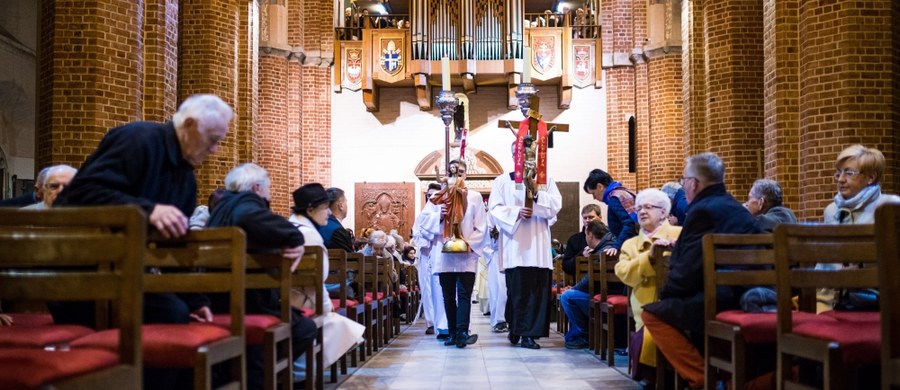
[
  {"left": 354, "top": 182, "right": 415, "bottom": 239},
  {"left": 550, "top": 181, "right": 581, "bottom": 245}
]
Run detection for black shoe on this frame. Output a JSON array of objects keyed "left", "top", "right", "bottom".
[
  {"left": 455, "top": 332, "right": 478, "bottom": 348},
  {"left": 425, "top": 326, "right": 435, "bottom": 335},
  {"left": 436, "top": 333, "right": 451, "bottom": 340},
  {"left": 483, "top": 311, "right": 491, "bottom": 316},
  {"left": 492, "top": 322, "right": 509, "bottom": 333},
  {"left": 564, "top": 339, "right": 589, "bottom": 349},
  {"left": 443, "top": 334, "right": 457, "bottom": 346},
  {"left": 520, "top": 336, "right": 540, "bottom": 349},
  {"left": 508, "top": 333, "right": 520, "bottom": 345}
]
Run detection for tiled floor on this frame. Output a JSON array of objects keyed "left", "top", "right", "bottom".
[{"left": 327, "top": 308, "right": 639, "bottom": 389}]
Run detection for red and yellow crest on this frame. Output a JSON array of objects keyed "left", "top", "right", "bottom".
[{"left": 532, "top": 36, "right": 555, "bottom": 74}]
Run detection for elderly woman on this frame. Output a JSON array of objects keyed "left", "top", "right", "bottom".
[
  {"left": 744, "top": 179, "right": 797, "bottom": 232},
  {"left": 816, "top": 145, "right": 900, "bottom": 312},
  {"left": 289, "top": 183, "right": 365, "bottom": 373},
  {"left": 614, "top": 188, "right": 682, "bottom": 384}
]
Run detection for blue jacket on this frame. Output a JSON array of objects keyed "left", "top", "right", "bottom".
[{"left": 602, "top": 182, "right": 638, "bottom": 250}]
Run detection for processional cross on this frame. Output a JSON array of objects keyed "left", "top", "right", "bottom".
[{"left": 497, "top": 87, "right": 569, "bottom": 209}]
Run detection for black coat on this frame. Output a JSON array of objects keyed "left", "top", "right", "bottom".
[
  {"left": 642, "top": 183, "right": 758, "bottom": 332},
  {"left": 55, "top": 121, "right": 196, "bottom": 217}
]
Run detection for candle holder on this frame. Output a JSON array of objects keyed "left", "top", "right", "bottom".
[{"left": 515, "top": 83, "right": 539, "bottom": 118}]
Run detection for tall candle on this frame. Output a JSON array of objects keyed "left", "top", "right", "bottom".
[
  {"left": 442, "top": 56, "right": 450, "bottom": 91},
  {"left": 523, "top": 47, "right": 532, "bottom": 83}
]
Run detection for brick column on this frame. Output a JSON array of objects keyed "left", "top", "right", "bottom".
[
  {"left": 703, "top": 0, "right": 764, "bottom": 197},
  {"left": 257, "top": 52, "right": 291, "bottom": 215},
  {"left": 299, "top": 67, "right": 333, "bottom": 186},
  {"left": 682, "top": 0, "right": 707, "bottom": 157},
  {"left": 648, "top": 53, "right": 684, "bottom": 186},
  {"left": 37, "top": 0, "right": 144, "bottom": 168},
  {"left": 237, "top": 0, "right": 260, "bottom": 165},
  {"left": 798, "top": 1, "right": 897, "bottom": 219},
  {"left": 143, "top": 0, "right": 178, "bottom": 122},
  {"left": 178, "top": 0, "right": 240, "bottom": 196},
  {"left": 762, "top": 0, "right": 800, "bottom": 213}
]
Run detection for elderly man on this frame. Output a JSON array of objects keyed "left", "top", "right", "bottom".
[
  {"left": 52, "top": 94, "right": 232, "bottom": 328},
  {"left": 641, "top": 153, "right": 759, "bottom": 389},
  {"left": 22, "top": 165, "right": 76, "bottom": 209},
  {"left": 744, "top": 178, "right": 798, "bottom": 232},
  {"left": 205, "top": 163, "right": 314, "bottom": 390}
]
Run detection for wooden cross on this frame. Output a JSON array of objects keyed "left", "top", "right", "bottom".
[{"left": 496, "top": 95, "right": 569, "bottom": 208}]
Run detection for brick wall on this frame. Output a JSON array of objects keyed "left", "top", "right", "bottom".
[
  {"left": 648, "top": 53, "right": 685, "bottom": 186},
  {"left": 702, "top": 0, "right": 764, "bottom": 199},
  {"left": 143, "top": 0, "right": 178, "bottom": 122},
  {"left": 762, "top": 0, "right": 800, "bottom": 211},
  {"left": 37, "top": 0, "right": 143, "bottom": 168},
  {"left": 797, "top": 1, "right": 897, "bottom": 220},
  {"left": 257, "top": 53, "right": 291, "bottom": 215}
]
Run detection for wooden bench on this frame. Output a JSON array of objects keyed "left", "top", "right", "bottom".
[
  {"left": 0, "top": 206, "right": 145, "bottom": 390},
  {"left": 774, "top": 224, "right": 878, "bottom": 390},
  {"left": 876, "top": 203, "right": 900, "bottom": 390},
  {"left": 244, "top": 251, "right": 295, "bottom": 390},
  {"left": 593, "top": 253, "right": 627, "bottom": 364},
  {"left": 291, "top": 246, "right": 326, "bottom": 390}
]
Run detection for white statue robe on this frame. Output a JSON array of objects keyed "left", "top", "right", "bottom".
[{"left": 484, "top": 233, "right": 507, "bottom": 327}]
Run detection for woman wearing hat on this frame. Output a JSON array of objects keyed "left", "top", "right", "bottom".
[{"left": 289, "top": 183, "right": 366, "bottom": 372}]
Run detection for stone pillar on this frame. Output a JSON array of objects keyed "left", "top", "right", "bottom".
[
  {"left": 681, "top": 0, "right": 707, "bottom": 156},
  {"left": 798, "top": 1, "right": 898, "bottom": 219},
  {"left": 143, "top": 0, "right": 179, "bottom": 122},
  {"left": 762, "top": 0, "right": 800, "bottom": 213},
  {"left": 178, "top": 0, "right": 240, "bottom": 195},
  {"left": 703, "top": 0, "right": 764, "bottom": 197},
  {"left": 38, "top": 0, "right": 144, "bottom": 167}
]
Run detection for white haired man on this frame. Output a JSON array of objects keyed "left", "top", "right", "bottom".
[{"left": 23, "top": 164, "right": 77, "bottom": 209}]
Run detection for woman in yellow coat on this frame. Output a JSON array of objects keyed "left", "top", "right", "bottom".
[{"left": 614, "top": 188, "right": 682, "bottom": 383}]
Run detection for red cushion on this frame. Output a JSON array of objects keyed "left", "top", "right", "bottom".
[
  {"left": 71, "top": 324, "right": 231, "bottom": 368},
  {"left": 0, "top": 325, "right": 95, "bottom": 348},
  {"left": 331, "top": 298, "right": 359, "bottom": 309},
  {"left": 0, "top": 348, "right": 119, "bottom": 390},
  {"left": 819, "top": 310, "right": 880, "bottom": 323},
  {"left": 364, "top": 292, "right": 385, "bottom": 300},
  {"left": 363, "top": 296, "right": 374, "bottom": 304},
  {"left": 211, "top": 314, "right": 282, "bottom": 346},
  {"left": 593, "top": 294, "right": 629, "bottom": 314},
  {"left": 791, "top": 321, "right": 881, "bottom": 364},
  {"left": 8, "top": 313, "right": 55, "bottom": 327},
  {"left": 715, "top": 310, "right": 837, "bottom": 344}
]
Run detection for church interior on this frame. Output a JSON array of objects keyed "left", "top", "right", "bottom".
[{"left": 0, "top": 0, "right": 899, "bottom": 389}]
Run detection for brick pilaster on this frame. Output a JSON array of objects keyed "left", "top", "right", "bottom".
[
  {"left": 682, "top": 0, "right": 707, "bottom": 156},
  {"left": 257, "top": 53, "right": 291, "bottom": 216},
  {"left": 143, "top": 0, "right": 178, "bottom": 122},
  {"left": 37, "top": 0, "right": 143, "bottom": 168},
  {"left": 648, "top": 53, "right": 685, "bottom": 186}
]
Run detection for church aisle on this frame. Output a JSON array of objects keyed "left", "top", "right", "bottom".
[{"left": 328, "top": 308, "right": 638, "bottom": 389}]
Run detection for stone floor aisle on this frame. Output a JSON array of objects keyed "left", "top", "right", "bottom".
[{"left": 326, "top": 307, "right": 639, "bottom": 389}]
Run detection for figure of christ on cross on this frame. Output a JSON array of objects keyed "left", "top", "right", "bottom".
[{"left": 497, "top": 95, "right": 568, "bottom": 209}]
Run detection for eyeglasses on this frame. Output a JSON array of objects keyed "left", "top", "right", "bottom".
[
  {"left": 44, "top": 182, "right": 67, "bottom": 191},
  {"left": 833, "top": 169, "right": 861, "bottom": 180},
  {"left": 635, "top": 204, "right": 664, "bottom": 212},
  {"left": 679, "top": 176, "right": 697, "bottom": 185}
]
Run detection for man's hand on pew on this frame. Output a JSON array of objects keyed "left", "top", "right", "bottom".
[
  {"left": 0, "top": 314, "right": 12, "bottom": 326},
  {"left": 189, "top": 306, "right": 213, "bottom": 323},
  {"left": 150, "top": 204, "right": 189, "bottom": 239},
  {"left": 283, "top": 245, "right": 306, "bottom": 273}
]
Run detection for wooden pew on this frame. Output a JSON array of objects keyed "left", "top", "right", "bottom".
[
  {"left": 594, "top": 253, "right": 627, "bottom": 365},
  {"left": 291, "top": 246, "right": 326, "bottom": 390},
  {"left": 876, "top": 203, "right": 900, "bottom": 390},
  {"left": 325, "top": 248, "right": 350, "bottom": 377},
  {"left": 244, "top": 252, "right": 294, "bottom": 390},
  {"left": 775, "top": 224, "right": 878, "bottom": 390},
  {"left": 652, "top": 244, "right": 688, "bottom": 390},
  {"left": 345, "top": 252, "right": 374, "bottom": 360},
  {"left": 0, "top": 206, "right": 145, "bottom": 390},
  {"left": 377, "top": 256, "right": 397, "bottom": 343},
  {"left": 362, "top": 255, "right": 383, "bottom": 351},
  {"left": 553, "top": 259, "right": 570, "bottom": 334}
]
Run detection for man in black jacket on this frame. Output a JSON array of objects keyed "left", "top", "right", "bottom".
[
  {"left": 562, "top": 204, "right": 603, "bottom": 276},
  {"left": 641, "top": 153, "right": 758, "bottom": 389},
  {"left": 53, "top": 94, "right": 233, "bottom": 326},
  {"left": 205, "top": 163, "right": 315, "bottom": 390}
]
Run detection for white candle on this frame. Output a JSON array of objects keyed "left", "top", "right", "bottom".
[
  {"left": 442, "top": 56, "right": 450, "bottom": 91},
  {"left": 523, "top": 47, "right": 532, "bottom": 83}
]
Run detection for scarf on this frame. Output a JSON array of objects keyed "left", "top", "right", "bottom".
[{"left": 831, "top": 184, "right": 881, "bottom": 224}]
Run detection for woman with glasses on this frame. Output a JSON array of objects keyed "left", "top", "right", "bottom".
[
  {"left": 824, "top": 144, "right": 899, "bottom": 225},
  {"left": 614, "top": 188, "right": 682, "bottom": 387},
  {"left": 817, "top": 145, "right": 900, "bottom": 312}
]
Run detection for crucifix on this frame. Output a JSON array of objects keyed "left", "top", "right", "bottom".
[{"left": 497, "top": 85, "right": 569, "bottom": 209}]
